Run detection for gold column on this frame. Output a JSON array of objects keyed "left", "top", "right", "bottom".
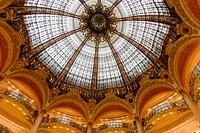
[
  {"left": 180, "top": 90, "right": 200, "bottom": 122},
  {"left": 87, "top": 122, "right": 92, "bottom": 133},
  {"left": 30, "top": 110, "right": 45, "bottom": 133},
  {"left": 135, "top": 117, "right": 143, "bottom": 133}
]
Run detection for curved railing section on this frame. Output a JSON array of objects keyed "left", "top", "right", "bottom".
[
  {"left": 143, "top": 99, "right": 188, "bottom": 126},
  {"left": 40, "top": 117, "right": 87, "bottom": 132},
  {"left": 0, "top": 88, "right": 38, "bottom": 118},
  {"left": 0, "top": 124, "right": 14, "bottom": 133},
  {"left": 94, "top": 122, "right": 136, "bottom": 133},
  {"left": 190, "top": 61, "right": 200, "bottom": 102}
]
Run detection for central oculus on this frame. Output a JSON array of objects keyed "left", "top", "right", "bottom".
[
  {"left": 80, "top": 5, "right": 117, "bottom": 42},
  {"left": 89, "top": 13, "right": 107, "bottom": 32}
]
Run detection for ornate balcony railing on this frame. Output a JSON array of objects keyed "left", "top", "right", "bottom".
[
  {"left": 0, "top": 124, "right": 14, "bottom": 133},
  {"left": 94, "top": 122, "right": 136, "bottom": 133},
  {"left": 143, "top": 99, "right": 187, "bottom": 125},
  {"left": 0, "top": 88, "right": 38, "bottom": 118},
  {"left": 40, "top": 117, "right": 87, "bottom": 132},
  {"left": 190, "top": 61, "right": 200, "bottom": 101}
]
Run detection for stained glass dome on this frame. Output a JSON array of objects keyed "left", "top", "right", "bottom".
[{"left": 19, "top": 0, "right": 175, "bottom": 91}]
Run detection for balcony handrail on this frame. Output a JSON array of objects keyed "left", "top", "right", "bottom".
[
  {"left": 0, "top": 124, "right": 14, "bottom": 133},
  {"left": 41, "top": 117, "right": 87, "bottom": 132},
  {"left": 0, "top": 88, "right": 38, "bottom": 118},
  {"left": 143, "top": 99, "right": 186, "bottom": 125},
  {"left": 190, "top": 61, "right": 200, "bottom": 98},
  {"left": 94, "top": 122, "right": 132, "bottom": 132}
]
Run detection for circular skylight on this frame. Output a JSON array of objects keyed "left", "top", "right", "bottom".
[{"left": 22, "top": 0, "right": 171, "bottom": 90}]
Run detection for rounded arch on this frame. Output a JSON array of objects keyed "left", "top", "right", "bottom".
[
  {"left": 0, "top": 21, "right": 21, "bottom": 75},
  {"left": 168, "top": 35, "right": 200, "bottom": 93},
  {"left": 92, "top": 93, "right": 134, "bottom": 126},
  {"left": 180, "top": 0, "right": 200, "bottom": 29},
  {"left": 168, "top": 0, "right": 200, "bottom": 29},
  {"left": 6, "top": 69, "right": 49, "bottom": 110},
  {"left": 136, "top": 79, "right": 176, "bottom": 118},
  {"left": 47, "top": 92, "right": 89, "bottom": 123}
]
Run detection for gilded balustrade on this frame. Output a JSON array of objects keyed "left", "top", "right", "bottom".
[
  {"left": 0, "top": 124, "right": 14, "bottom": 133},
  {"left": 94, "top": 122, "right": 136, "bottom": 133},
  {"left": 0, "top": 88, "right": 38, "bottom": 118},
  {"left": 40, "top": 117, "right": 87, "bottom": 132},
  {"left": 143, "top": 99, "right": 188, "bottom": 126},
  {"left": 190, "top": 61, "right": 200, "bottom": 102}
]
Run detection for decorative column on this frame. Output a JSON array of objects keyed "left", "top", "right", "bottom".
[
  {"left": 179, "top": 90, "right": 200, "bottom": 122},
  {"left": 135, "top": 117, "right": 143, "bottom": 133},
  {"left": 30, "top": 110, "right": 46, "bottom": 133},
  {"left": 87, "top": 122, "right": 92, "bottom": 133}
]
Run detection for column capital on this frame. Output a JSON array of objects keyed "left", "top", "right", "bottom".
[
  {"left": 87, "top": 122, "right": 92, "bottom": 133},
  {"left": 135, "top": 116, "right": 143, "bottom": 133},
  {"left": 134, "top": 116, "right": 140, "bottom": 121},
  {"left": 178, "top": 89, "right": 186, "bottom": 95},
  {"left": 87, "top": 121, "right": 92, "bottom": 126}
]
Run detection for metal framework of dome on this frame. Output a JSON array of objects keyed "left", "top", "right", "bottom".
[{"left": 12, "top": 0, "right": 178, "bottom": 99}]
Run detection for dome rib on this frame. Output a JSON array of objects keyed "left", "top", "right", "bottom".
[
  {"left": 116, "top": 15, "right": 177, "bottom": 26},
  {"left": 79, "top": 0, "right": 90, "bottom": 11},
  {"left": 26, "top": 28, "right": 82, "bottom": 59},
  {"left": 90, "top": 40, "right": 99, "bottom": 93},
  {"left": 106, "top": 38, "right": 130, "bottom": 88},
  {"left": 13, "top": 6, "right": 82, "bottom": 19},
  {"left": 107, "top": 0, "right": 122, "bottom": 12},
  {"left": 114, "top": 30, "right": 166, "bottom": 69},
  {"left": 55, "top": 37, "right": 90, "bottom": 86}
]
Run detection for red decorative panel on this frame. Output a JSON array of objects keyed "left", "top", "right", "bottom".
[
  {"left": 177, "top": 40, "right": 199, "bottom": 86},
  {"left": 0, "top": 31, "right": 9, "bottom": 73},
  {"left": 186, "top": 0, "right": 200, "bottom": 21}
]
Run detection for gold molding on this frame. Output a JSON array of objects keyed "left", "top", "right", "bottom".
[
  {"left": 168, "top": 35, "right": 200, "bottom": 92},
  {"left": 47, "top": 92, "right": 89, "bottom": 123},
  {"left": 136, "top": 79, "right": 176, "bottom": 118},
  {"left": 0, "top": 0, "right": 14, "bottom": 10},
  {"left": 6, "top": 69, "right": 50, "bottom": 110},
  {"left": 0, "top": 21, "right": 21, "bottom": 75},
  {"left": 92, "top": 92, "right": 134, "bottom": 124}
]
